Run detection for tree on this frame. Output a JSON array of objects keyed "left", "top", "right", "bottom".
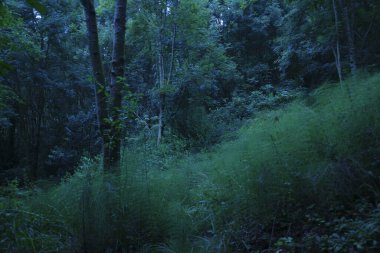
[
  {"left": 215, "top": 0, "right": 283, "bottom": 89},
  {"left": 80, "top": 0, "right": 127, "bottom": 170},
  {"left": 121, "top": 0, "right": 237, "bottom": 147},
  {"left": 338, "top": 0, "right": 357, "bottom": 75},
  {"left": 0, "top": 0, "right": 102, "bottom": 178},
  {"left": 332, "top": 0, "right": 343, "bottom": 84},
  {"left": 156, "top": 0, "right": 177, "bottom": 146}
]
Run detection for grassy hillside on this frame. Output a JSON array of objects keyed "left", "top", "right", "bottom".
[{"left": 1, "top": 73, "right": 380, "bottom": 252}]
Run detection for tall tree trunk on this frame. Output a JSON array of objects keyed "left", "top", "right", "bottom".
[
  {"left": 339, "top": 0, "right": 357, "bottom": 75},
  {"left": 31, "top": 108, "right": 42, "bottom": 179},
  {"left": 157, "top": 38, "right": 165, "bottom": 146},
  {"left": 332, "top": 0, "right": 343, "bottom": 84},
  {"left": 81, "top": 0, "right": 127, "bottom": 170},
  {"left": 8, "top": 117, "right": 16, "bottom": 167},
  {"left": 80, "top": 0, "right": 110, "bottom": 169},
  {"left": 109, "top": 0, "right": 127, "bottom": 169},
  {"left": 156, "top": 1, "right": 165, "bottom": 146},
  {"left": 157, "top": 2, "right": 177, "bottom": 146},
  {"left": 30, "top": 87, "right": 45, "bottom": 179}
]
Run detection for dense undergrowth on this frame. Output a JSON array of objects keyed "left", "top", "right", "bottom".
[{"left": 1, "top": 73, "right": 380, "bottom": 252}]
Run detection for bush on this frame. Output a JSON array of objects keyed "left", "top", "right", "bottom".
[{"left": 0, "top": 180, "right": 71, "bottom": 252}]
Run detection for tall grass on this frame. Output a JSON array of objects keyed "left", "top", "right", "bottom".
[
  {"left": 2, "top": 73, "right": 380, "bottom": 252},
  {"left": 195, "top": 72, "right": 380, "bottom": 214},
  {"left": 186, "top": 72, "right": 380, "bottom": 250}
]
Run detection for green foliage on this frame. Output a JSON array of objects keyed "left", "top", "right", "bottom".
[
  {"left": 274, "top": 0, "right": 335, "bottom": 85},
  {"left": 24, "top": 154, "right": 199, "bottom": 252},
  {"left": 301, "top": 202, "right": 380, "bottom": 252},
  {"left": 0, "top": 0, "right": 97, "bottom": 174},
  {"left": 1, "top": 0, "right": 380, "bottom": 250},
  {"left": 0, "top": 84, "right": 19, "bottom": 109},
  {"left": 1, "top": 74, "right": 380, "bottom": 252},
  {"left": 188, "top": 73, "right": 380, "bottom": 251},
  {"left": 208, "top": 85, "right": 304, "bottom": 141},
  {"left": 0, "top": 180, "right": 70, "bottom": 252},
  {"left": 0, "top": 61, "right": 13, "bottom": 76},
  {"left": 125, "top": 0, "right": 239, "bottom": 145}
]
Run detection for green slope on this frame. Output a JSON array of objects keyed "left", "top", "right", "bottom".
[{"left": 1, "top": 73, "right": 380, "bottom": 252}]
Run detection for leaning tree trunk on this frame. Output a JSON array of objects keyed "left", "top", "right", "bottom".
[
  {"left": 109, "top": 0, "right": 127, "bottom": 169},
  {"left": 332, "top": 0, "right": 343, "bottom": 84},
  {"left": 80, "top": 0, "right": 110, "bottom": 169}
]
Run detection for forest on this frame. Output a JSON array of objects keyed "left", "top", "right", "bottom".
[{"left": 0, "top": 0, "right": 380, "bottom": 252}]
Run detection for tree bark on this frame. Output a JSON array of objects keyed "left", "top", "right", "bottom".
[
  {"left": 109, "top": 0, "right": 127, "bottom": 168},
  {"left": 80, "top": 0, "right": 108, "bottom": 126},
  {"left": 30, "top": 85, "right": 45, "bottom": 179},
  {"left": 81, "top": 0, "right": 127, "bottom": 170},
  {"left": 31, "top": 106, "right": 42, "bottom": 179},
  {"left": 157, "top": 1, "right": 177, "bottom": 146},
  {"left": 80, "top": 0, "right": 111, "bottom": 169},
  {"left": 339, "top": 0, "right": 357, "bottom": 75},
  {"left": 157, "top": 39, "right": 165, "bottom": 146},
  {"left": 332, "top": 0, "right": 343, "bottom": 84}
]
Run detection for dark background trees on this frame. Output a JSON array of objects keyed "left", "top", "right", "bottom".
[{"left": 1, "top": 0, "right": 99, "bottom": 179}]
